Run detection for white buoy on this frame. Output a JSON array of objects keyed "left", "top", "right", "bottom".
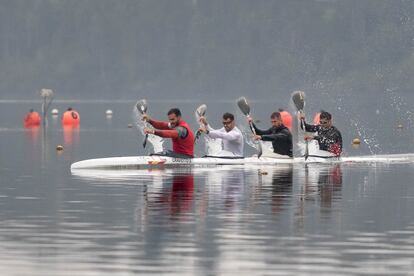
[
  {"left": 106, "top": 109, "right": 113, "bottom": 116},
  {"left": 51, "top": 108, "right": 59, "bottom": 115},
  {"left": 56, "top": 145, "right": 64, "bottom": 151}
]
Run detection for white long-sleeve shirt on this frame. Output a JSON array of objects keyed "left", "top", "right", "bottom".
[{"left": 206, "top": 125, "right": 244, "bottom": 157}]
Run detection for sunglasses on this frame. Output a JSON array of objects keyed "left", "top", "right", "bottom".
[
  {"left": 222, "top": 120, "right": 233, "bottom": 125},
  {"left": 320, "top": 120, "right": 330, "bottom": 125}
]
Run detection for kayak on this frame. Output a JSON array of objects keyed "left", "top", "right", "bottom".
[
  {"left": 70, "top": 151, "right": 414, "bottom": 171},
  {"left": 70, "top": 153, "right": 341, "bottom": 170}
]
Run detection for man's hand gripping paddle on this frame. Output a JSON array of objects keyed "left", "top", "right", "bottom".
[
  {"left": 237, "top": 96, "right": 262, "bottom": 158},
  {"left": 136, "top": 99, "right": 149, "bottom": 148},
  {"left": 194, "top": 104, "right": 207, "bottom": 144},
  {"left": 291, "top": 91, "right": 308, "bottom": 160}
]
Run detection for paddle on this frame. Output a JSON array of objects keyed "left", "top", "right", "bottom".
[
  {"left": 237, "top": 96, "right": 262, "bottom": 158},
  {"left": 40, "top": 89, "right": 54, "bottom": 128},
  {"left": 194, "top": 104, "right": 207, "bottom": 144},
  {"left": 291, "top": 91, "right": 308, "bottom": 160},
  {"left": 136, "top": 99, "right": 149, "bottom": 148}
]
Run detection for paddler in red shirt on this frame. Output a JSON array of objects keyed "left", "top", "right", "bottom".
[{"left": 143, "top": 108, "right": 194, "bottom": 158}]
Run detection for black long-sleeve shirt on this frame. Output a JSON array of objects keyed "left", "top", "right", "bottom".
[
  {"left": 252, "top": 123, "right": 292, "bottom": 157},
  {"left": 302, "top": 122, "right": 343, "bottom": 156}
]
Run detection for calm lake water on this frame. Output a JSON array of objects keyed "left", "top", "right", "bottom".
[{"left": 1, "top": 101, "right": 414, "bottom": 275}]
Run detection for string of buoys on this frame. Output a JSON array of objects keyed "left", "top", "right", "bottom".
[
  {"left": 18, "top": 107, "right": 377, "bottom": 153},
  {"left": 22, "top": 102, "right": 409, "bottom": 155}
]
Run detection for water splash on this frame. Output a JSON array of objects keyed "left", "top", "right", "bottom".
[
  {"left": 386, "top": 87, "right": 414, "bottom": 130},
  {"left": 349, "top": 118, "right": 381, "bottom": 154},
  {"left": 204, "top": 136, "right": 222, "bottom": 156},
  {"left": 132, "top": 106, "right": 164, "bottom": 153},
  {"left": 333, "top": 93, "right": 382, "bottom": 154}
]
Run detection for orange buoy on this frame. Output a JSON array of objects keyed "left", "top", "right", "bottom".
[
  {"left": 62, "top": 107, "right": 80, "bottom": 127},
  {"left": 23, "top": 109, "right": 41, "bottom": 128},
  {"left": 313, "top": 112, "right": 321, "bottom": 125},
  {"left": 279, "top": 109, "right": 292, "bottom": 130}
]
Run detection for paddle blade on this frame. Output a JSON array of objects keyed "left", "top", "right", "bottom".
[
  {"left": 194, "top": 104, "right": 207, "bottom": 144},
  {"left": 291, "top": 91, "right": 305, "bottom": 111},
  {"left": 237, "top": 97, "right": 250, "bottom": 116},
  {"left": 136, "top": 99, "right": 148, "bottom": 115},
  {"left": 195, "top": 104, "right": 207, "bottom": 118}
]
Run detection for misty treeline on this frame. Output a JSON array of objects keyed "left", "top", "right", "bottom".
[{"left": 0, "top": 0, "right": 413, "bottom": 100}]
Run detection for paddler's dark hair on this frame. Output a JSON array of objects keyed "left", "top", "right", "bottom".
[
  {"left": 222, "top": 113, "right": 234, "bottom": 121},
  {"left": 270, "top": 112, "right": 281, "bottom": 119},
  {"left": 167, "top": 108, "right": 181, "bottom": 117},
  {"left": 320, "top": 111, "right": 332, "bottom": 120}
]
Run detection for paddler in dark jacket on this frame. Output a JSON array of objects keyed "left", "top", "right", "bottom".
[
  {"left": 143, "top": 108, "right": 194, "bottom": 158},
  {"left": 247, "top": 111, "right": 293, "bottom": 157},
  {"left": 299, "top": 110, "right": 342, "bottom": 156}
]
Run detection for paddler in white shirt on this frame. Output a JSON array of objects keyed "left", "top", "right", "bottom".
[{"left": 198, "top": 112, "right": 244, "bottom": 157}]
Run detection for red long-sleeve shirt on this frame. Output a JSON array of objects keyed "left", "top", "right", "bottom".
[
  {"left": 149, "top": 119, "right": 194, "bottom": 156},
  {"left": 149, "top": 119, "right": 179, "bottom": 139}
]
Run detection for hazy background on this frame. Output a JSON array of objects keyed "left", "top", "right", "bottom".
[
  {"left": 1, "top": 0, "right": 414, "bottom": 155},
  {"left": 1, "top": 0, "right": 413, "bottom": 102},
  {"left": 1, "top": 3, "right": 414, "bottom": 274}
]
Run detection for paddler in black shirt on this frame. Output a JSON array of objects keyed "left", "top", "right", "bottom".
[
  {"left": 247, "top": 111, "right": 293, "bottom": 157},
  {"left": 299, "top": 110, "right": 342, "bottom": 156}
]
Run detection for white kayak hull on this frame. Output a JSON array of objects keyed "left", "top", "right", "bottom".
[
  {"left": 70, "top": 154, "right": 340, "bottom": 170},
  {"left": 69, "top": 152, "right": 414, "bottom": 171}
]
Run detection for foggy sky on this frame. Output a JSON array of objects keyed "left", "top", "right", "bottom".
[{"left": 0, "top": 0, "right": 413, "bottom": 103}]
